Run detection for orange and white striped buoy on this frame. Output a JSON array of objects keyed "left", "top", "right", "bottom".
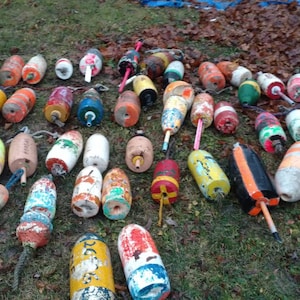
[
  {"left": 2, "top": 88, "right": 36, "bottom": 123},
  {"left": 22, "top": 54, "right": 47, "bottom": 84},
  {"left": 0, "top": 55, "right": 25, "bottom": 87},
  {"left": 71, "top": 166, "right": 103, "bottom": 218}
]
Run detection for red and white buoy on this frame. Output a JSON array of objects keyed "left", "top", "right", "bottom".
[{"left": 71, "top": 166, "right": 103, "bottom": 218}]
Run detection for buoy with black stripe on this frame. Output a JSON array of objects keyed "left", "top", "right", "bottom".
[{"left": 229, "top": 142, "right": 281, "bottom": 243}]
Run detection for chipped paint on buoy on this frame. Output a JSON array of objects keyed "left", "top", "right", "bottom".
[
  {"left": 101, "top": 168, "right": 132, "bottom": 220},
  {"left": 70, "top": 232, "right": 115, "bottom": 300},
  {"left": 71, "top": 166, "right": 103, "bottom": 218},
  {"left": 45, "top": 130, "right": 83, "bottom": 176},
  {"left": 118, "top": 224, "right": 171, "bottom": 299}
]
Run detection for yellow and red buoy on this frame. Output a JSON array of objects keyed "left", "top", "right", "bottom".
[
  {"left": 101, "top": 167, "right": 132, "bottom": 220},
  {"left": 44, "top": 86, "right": 74, "bottom": 127},
  {"left": 0, "top": 138, "right": 5, "bottom": 176},
  {"left": 2, "top": 87, "right": 36, "bottom": 123},
  {"left": 71, "top": 166, "right": 103, "bottom": 218},
  {"left": 70, "top": 233, "right": 116, "bottom": 299},
  {"left": 118, "top": 223, "right": 171, "bottom": 299},
  {"left": 45, "top": 130, "right": 83, "bottom": 176},
  {"left": 0, "top": 55, "right": 25, "bottom": 87}
]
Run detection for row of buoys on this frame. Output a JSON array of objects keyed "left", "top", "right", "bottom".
[{"left": 0, "top": 49, "right": 104, "bottom": 87}]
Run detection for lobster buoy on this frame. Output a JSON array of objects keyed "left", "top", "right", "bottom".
[
  {"left": 101, "top": 167, "right": 132, "bottom": 220},
  {"left": 8, "top": 132, "right": 38, "bottom": 185},
  {"left": 83, "top": 133, "right": 110, "bottom": 173},
  {"left": 125, "top": 134, "right": 153, "bottom": 173},
  {"left": 13, "top": 175, "right": 56, "bottom": 291},
  {"left": 44, "top": 86, "right": 74, "bottom": 127},
  {"left": 70, "top": 233, "right": 116, "bottom": 299},
  {"left": 214, "top": 101, "right": 239, "bottom": 134},
  {"left": 2, "top": 88, "right": 36, "bottom": 123},
  {"left": 0, "top": 55, "right": 25, "bottom": 87},
  {"left": 45, "top": 130, "right": 83, "bottom": 176},
  {"left": 55, "top": 58, "right": 73, "bottom": 80},
  {"left": 22, "top": 54, "right": 47, "bottom": 84},
  {"left": 71, "top": 166, "right": 103, "bottom": 218},
  {"left": 118, "top": 223, "right": 171, "bottom": 299}
]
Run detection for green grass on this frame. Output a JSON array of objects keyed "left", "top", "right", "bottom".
[{"left": 0, "top": 0, "right": 299, "bottom": 299}]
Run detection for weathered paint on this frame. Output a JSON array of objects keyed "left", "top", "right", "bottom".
[
  {"left": 101, "top": 168, "right": 132, "bottom": 220},
  {"left": 257, "top": 72, "right": 285, "bottom": 100},
  {"left": 118, "top": 224, "right": 171, "bottom": 300},
  {"left": 2, "top": 88, "right": 36, "bottom": 123},
  {"left": 238, "top": 79, "right": 261, "bottom": 106},
  {"left": 0, "top": 138, "right": 5, "bottom": 175},
  {"left": 22, "top": 54, "right": 47, "bottom": 84},
  {"left": 275, "top": 141, "right": 300, "bottom": 202},
  {"left": 255, "top": 112, "right": 287, "bottom": 153},
  {"left": 77, "top": 88, "right": 104, "bottom": 127},
  {"left": 229, "top": 143, "right": 279, "bottom": 216},
  {"left": 190, "top": 92, "right": 214, "bottom": 129},
  {"left": 8, "top": 132, "right": 38, "bottom": 184},
  {"left": 151, "top": 159, "right": 180, "bottom": 205},
  {"left": 55, "top": 58, "right": 73, "bottom": 80},
  {"left": 163, "top": 80, "right": 194, "bottom": 109},
  {"left": 71, "top": 166, "right": 103, "bottom": 218},
  {"left": 16, "top": 175, "right": 56, "bottom": 248},
  {"left": 23, "top": 176, "right": 57, "bottom": 220},
  {"left": 133, "top": 75, "right": 158, "bottom": 108},
  {"left": 198, "top": 61, "right": 226, "bottom": 92},
  {"left": 70, "top": 233, "right": 115, "bottom": 300},
  {"left": 45, "top": 130, "right": 83, "bottom": 176},
  {"left": 188, "top": 149, "right": 230, "bottom": 201},
  {"left": 0, "top": 55, "right": 24, "bottom": 87},
  {"left": 125, "top": 135, "right": 153, "bottom": 173},
  {"left": 114, "top": 90, "right": 141, "bottom": 127},
  {"left": 287, "top": 73, "right": 300, "bottom": 102},
  {"left": 286, "top": 109, "right": 300, "bottom": 141},
  {"left": 44, "top": 86, "right": 73, "bottom": 126},
  {"left": 83, "top": 133, "right": 109, "bottom": 174},
  {"left": 214, "top": 101, "right": 239, "bottom": 134}
]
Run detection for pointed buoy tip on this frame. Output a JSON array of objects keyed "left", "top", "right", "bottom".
[{"left": 272, "top": 232, "right": 283, "bottom": 244}]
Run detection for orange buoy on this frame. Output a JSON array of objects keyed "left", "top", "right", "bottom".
[
  {"left": 0, "top": 55, "right": 25, "bottom": 87},
  {"left": 198, "top": 61, "right": 226, "bottom": 92},
  {"left": 2, "top": 88, "right": 36, "bottom": 123},
  {"left": 114, "top": 90, "right": 141, "bottom": 127},
  {"left": 22, "top": 54, "right": 47, "bottom": 84},
  {"left": 216, "top": 61, "right": 252, "bottom": 87}
]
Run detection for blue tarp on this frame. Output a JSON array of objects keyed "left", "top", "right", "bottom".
[{"left": 140, "top": 0, "right": 300, "bottom": 10}]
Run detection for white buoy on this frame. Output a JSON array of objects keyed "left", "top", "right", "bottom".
[{"left": 83, "top": 133, "right": 109, "bottom": 173}]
